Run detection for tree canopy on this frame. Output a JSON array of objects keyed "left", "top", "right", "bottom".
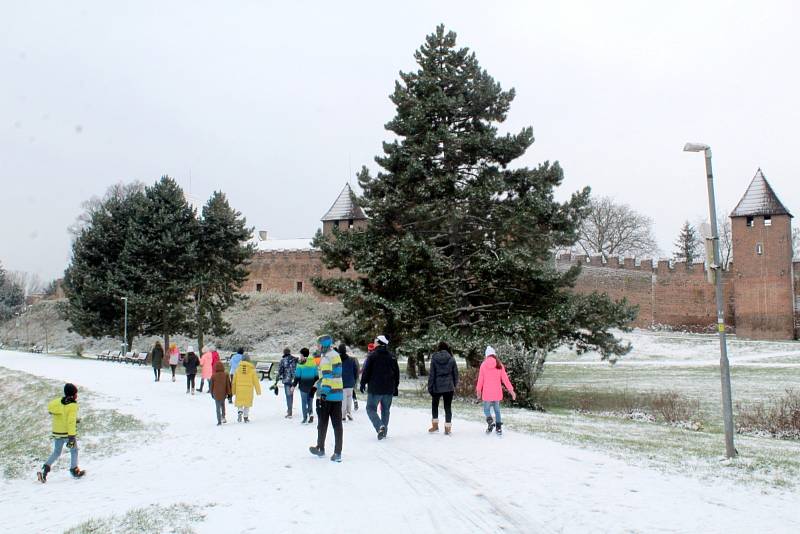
[
  {"left": 313, "top": 25, "right": 636, "bottom": 368},
  {"left": 63, "top": 177, "right": 253, "bottom": 351}
]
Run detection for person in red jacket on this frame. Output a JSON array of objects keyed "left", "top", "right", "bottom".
[{"left": 475, "top": 346, "right": 516, "bottom": 435}]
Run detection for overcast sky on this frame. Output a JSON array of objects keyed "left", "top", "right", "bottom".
[{"left": 2, "top": 0, "right": 798, "bottom": 281}]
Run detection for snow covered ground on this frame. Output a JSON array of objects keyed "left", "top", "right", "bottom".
[{"left": 2, "top": 350, "right": 799, "bottom": 534}]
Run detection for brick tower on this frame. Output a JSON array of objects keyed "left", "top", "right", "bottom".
[
  {"left": 320, "top": 183, "right": 368, "bottom": 236},
  {"left": 730, "top": 169, "right": 795, "bottom": 339}
]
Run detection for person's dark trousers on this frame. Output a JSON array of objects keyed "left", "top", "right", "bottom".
[
  {"left": 215, "top": 399, "right": 226, "bottom": 423},
  {"left": 432, "top": 392, "right": 454, "bottom": 423},
  {"left": 366, "top": 393, "right": 394, "bottom": 432},
  {"left": 153, "top": 367, "right": 161, "bottom": 381},
  {"left": 316, "top": 400, "right": 343, "bottom": 454},
  {"left": 186, "top": 373, "right": 196, "bottom": 391},
  {"left": 171, "top": 364, "right": 177, "bottom": 378}
]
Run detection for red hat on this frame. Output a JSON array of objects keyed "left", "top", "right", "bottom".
[{"left": 367, "top": 343, "right": 376, "bottom": 352}]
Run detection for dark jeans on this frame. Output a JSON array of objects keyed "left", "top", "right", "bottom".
[
  {"left": 316, "top": 400, "right": 343, "bottom": 454},
  {"left": 198, "top": 378, "right": 209, "bottom": 392},
  {"left": 432, "top": 391, "right": 454, "bottom": 423},
  {"left": 366, "top": 393, "right": 393, "bottom": 432},
  {"left": 153, "top": 367, "right": 161, "bottom": 380},
  {"left": 170, "top": 364, "right": 177, "bottom": 377},
  {"left": 186, "top": 373, "right": 196, "bottom": 391},
  {"left": 300, "top": 389, "right": 314, "bottom": 421},
  {"left": 215, "top": 399, "right": 226, "bottom": 423}
]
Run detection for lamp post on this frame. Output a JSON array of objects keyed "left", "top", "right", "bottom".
[
  {"left": 121, "top": 297, "right": 128, "bottom": 355},
  {"left": 683, "top": 142, "right": 737, "bottom": 459}
]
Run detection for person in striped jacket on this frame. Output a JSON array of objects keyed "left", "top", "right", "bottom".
[{"left": 308, "top": 335, "right": 344, "bottom": 462}]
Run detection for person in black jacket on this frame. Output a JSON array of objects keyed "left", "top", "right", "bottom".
[
  {"left": 150, "top": 341, "right": 164, "bottom": 382},
  {"left": 360, "top": 335, "right": 400, "bottom": 440},
  {"left": 184, "top": 347, "right": 200, "bottom": 395},
  {"left": 427, "top": 341, "right": 459, "bottom": 435}
]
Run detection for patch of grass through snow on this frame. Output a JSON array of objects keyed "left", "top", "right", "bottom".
[
  {"left": 0, "top": 366, "right": 158, "bottom": 479},
  {"left": 64, "top": 503, "right": 210, "bottom": 534}
]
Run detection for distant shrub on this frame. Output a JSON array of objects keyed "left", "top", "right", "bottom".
[
  {"left": 737, "top": 389, "right": 800, "bottom": 439},
  {"left": 651, "top": 391, "right": 701, "bottom": 424},
  {"left": 73, "top": 343, "right": 84, "bottom": 357}
]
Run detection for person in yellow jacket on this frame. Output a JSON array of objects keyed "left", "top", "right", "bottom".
[
  {"left": 37, "top": 383, "right": 85, "bottom": 482},
  {"left": 232, "top": 355, "right": 261, "bottom": 423}
]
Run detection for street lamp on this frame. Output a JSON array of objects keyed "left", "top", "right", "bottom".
[
  {"left": 683, "top": 142, "right": 737, "bottom": 459},
  {"left": 121, "top": 297, "right": 128, "bottom": 355}
]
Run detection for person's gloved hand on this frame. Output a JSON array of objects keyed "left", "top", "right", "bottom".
[
  {"left": 393, "top": 387, "right": 399, "bottom": 397},
  {"left": 359, "top": 385, "right": 365, "bottom": 394},
  {"left": 66, "top": 436, "right": 76, "bottom": 449}
]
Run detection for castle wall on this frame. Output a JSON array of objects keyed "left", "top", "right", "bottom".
[
  {"left": 557, "top": 255, "right": 735, "bottom": 332},
  {"left": 244, "top": 250, "right": 358, "bottom": 300}
]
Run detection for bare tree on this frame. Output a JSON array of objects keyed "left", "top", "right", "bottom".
[
  {"left": 577, "top": 196, "right": 659, "bottom": 260},
  {"left": 8, "top": 271, "right": 44, "bottom": 298},
  {"left": 718, "top": 216, "right": 733, "bottom": 269},
  {"left": 68, "top": 181, "right": 146, "bottom": 240}
]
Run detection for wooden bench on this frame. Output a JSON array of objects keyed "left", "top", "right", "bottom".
[
  {"left": 97, "top": 349, "right": 111, "bottom": 360},
  {"left": 256, "top": 362, "right": 275, "bottom": 382},
  {"left": 109, "top": 350, "right": 122, "bottom": 362},
  {"left": 128, "top": 352, "right": 148, "bottom": 365},
  {"left": 30, "top": 345, "right": 44, "bottom": 353}
]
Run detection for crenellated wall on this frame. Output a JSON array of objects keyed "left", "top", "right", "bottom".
[{"left": 556, "top": 254, "right": 736, "bottom": 332}]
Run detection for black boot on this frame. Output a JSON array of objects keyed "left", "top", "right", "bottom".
[
  {"left": 70, "top": 466, "right": 86, "bottom": 478},
  {"left": 495, "top": 422, "right": 503, "bottom": 435},
  {"left": 485, "top": 416, "right": 495, "bottom": 434},
  {"left": 309, "top": 446, "right": 325, "bottom": 457},
  {"left": 37, "top": 464, "right": 50, "bottom": 483}
]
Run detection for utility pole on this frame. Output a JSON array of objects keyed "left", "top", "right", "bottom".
[{"left": 684, "top": 142, "right": 737, "bottom": 459}]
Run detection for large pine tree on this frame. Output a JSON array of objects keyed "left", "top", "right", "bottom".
[
  {"left": 314, "top": 26, "right": 635, "bottom": 369},
  {"left": 188, "top": 191, "right": 255, "bottom": 351}
]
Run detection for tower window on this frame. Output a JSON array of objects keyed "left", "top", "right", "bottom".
[
  {"left": 255, "top": 283, "right": 262, "bottom": 292},
  {"left": 333, "top": 220, "right": 339, "bottom": 229},
  {"left": 348, "top": 219, "right": 354, "bottom": 229},
  {"left": 764, "top": 216, "right": 772, "bottom": 226},
  {"left": 746, "top": 216, "right": 754, "bottom": 227},
  {"left": 756, "top": 243, "right": 763, "bottom": 255},
  {"left": 296, "top": 281, "right": 303, "bottom": 292}
]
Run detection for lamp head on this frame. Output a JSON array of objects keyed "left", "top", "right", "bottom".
[{"left": 683, "top": 142, "right": 710, "bottom": 152}]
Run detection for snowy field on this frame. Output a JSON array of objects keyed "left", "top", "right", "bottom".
[{"left": 1, "top": 349, "right": 799, "bottom": 534}]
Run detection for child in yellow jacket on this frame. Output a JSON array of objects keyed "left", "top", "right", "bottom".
[{"left": 37, "top": 383, "right": 85, "bottom": 482}]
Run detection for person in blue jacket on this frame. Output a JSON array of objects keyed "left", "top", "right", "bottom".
[
  {"left": 292, "top": 348, "right": 318, "bottom": 424},
  {"left": 227, "top": 348, "right": 244, "bottom": 404}
]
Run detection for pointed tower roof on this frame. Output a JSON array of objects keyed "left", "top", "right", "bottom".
[
  {"left": 320, "top": 183, "right": 368, "bottom": 222},
  {"left": 730, "top": 169, "right": 792, "bottom": 218}
]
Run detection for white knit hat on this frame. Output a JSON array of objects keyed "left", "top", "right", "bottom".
[
  {"left": 375, "top": 335, "right": 389, "bottom": 345},
  {"left": 485, "top": 345, "right": 496, "bottom": 357}
]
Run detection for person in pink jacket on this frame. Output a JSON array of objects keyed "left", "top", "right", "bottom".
[
  {"left": 476, "top": 346, "right": 516, "bottom": 435},
  {"left": 198, "top": 347, "right": 214, "bottom": 393}
]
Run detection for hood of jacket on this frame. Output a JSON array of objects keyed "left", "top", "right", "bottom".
[
  {"left": 431, "top": 350, "right": 452, "bottom": 365},
  {"left": 214, "top": 361, "right": 225, "bottom": 373}
]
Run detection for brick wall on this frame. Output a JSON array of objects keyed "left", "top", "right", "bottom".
[
  {"left": 245, "top": 250, "right": 358, "bottom": 300},
  {"left": 794, "top": 260, "right": 800, "bottom": 337},
  {"left": 557, "top": 254, "right": 735, "bottom": 332}
]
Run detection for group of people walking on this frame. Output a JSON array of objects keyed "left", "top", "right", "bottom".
[{"left": 37, "top": 334, "right": 517, "bottom": 480}]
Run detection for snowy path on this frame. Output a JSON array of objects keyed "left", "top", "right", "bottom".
[{"left": 1, "top": 350, "right": 799, "bottom": 534}]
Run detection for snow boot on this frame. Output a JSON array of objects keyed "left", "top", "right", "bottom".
[
  {"left": 353, "top": 398, "right": 359, "bottom": 411},
  {"left": 37, "top": 464, "right": 50, "bottom": 483},
  {"left": 309, "top": 446, "right": 325, "bottom": 457},
  {"left": 346, "top": 413, "right": 353, "bottom": 421},
  {"left": 70, "top": 467, "right": 86, "bottom": 478},
  {"left": 237, "top": 411, "right": 243, "bottom": 423},
  {"left": 495, "top": 422, "right": 503, "bottom": 435},
  {"left": 485, "top": 416, "right": 495, "bottom": 434},
  {"left": 428, "top": 419, "right": 439, "bottom": 433},
  {"left": 378, "top": 425, "right": 387, "bottom": 440},
  {"left": 444, "top": 422, "right": 452, "bottom": 435},
  {"left": 308, "top": 415, "right": 314, "bottom": 424},
  {"left": 330, "top": 452, "right": 342, "bottom": 463},
  {"left": 244, "top": 417, "right": 250, "bottom": 423}
]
